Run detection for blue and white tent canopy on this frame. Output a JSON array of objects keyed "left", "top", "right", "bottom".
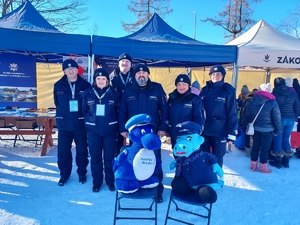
[
  {"left": 0, "top": 0, "right": 60, "bottom": 33},
  {"left": 122, "top": 13, "right": 205, "bottom": 45}
]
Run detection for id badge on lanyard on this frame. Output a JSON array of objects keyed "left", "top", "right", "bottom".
[
  {"left": 93, "top": 88, "right": 109, "bottom": 116},
  {"left": 68, "top": 80, "right": 78, "bottom": 112},
  {"left": 69, "top": 100, "right": 78, "bottom": 112},
  {"left": 96, "top": 104, "right": 105, "bottom": 116}
]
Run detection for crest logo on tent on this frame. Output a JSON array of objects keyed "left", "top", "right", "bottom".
[
  {"left": 9, "top": 63, "right": 18, "bottom": 72},
  {"left": 263, "top": 54, "right": 270, "bottom": 63}
]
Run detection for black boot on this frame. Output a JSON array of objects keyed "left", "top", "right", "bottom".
[
  {"left": 269, "top": 157, "right": 282, "bottom": 169},
  {"left": 79, "top": 175, "right": 86, "bottom": 184},
  {"left": 282, "top": 156, "right": 290, "bottom": 168},
  {"left": 196, "top": 186, "right": 217, "bottom": 203}
]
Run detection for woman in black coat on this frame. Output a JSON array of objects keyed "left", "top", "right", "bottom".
[{"left": 245, "top": 83, "right": 281, "bottom": 173}]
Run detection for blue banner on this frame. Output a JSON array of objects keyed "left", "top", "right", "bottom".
[
  {"left": 0, "top": 53, "right": 37, "bottom": 108},
  {"left": 101, "top": 59, "right": 139, "bottom": 75}
]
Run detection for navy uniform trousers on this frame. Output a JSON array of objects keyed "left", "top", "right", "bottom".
[
  {"left": 201, "top": 135, "right": 227, "bottom": 167},
  {"left": 57, "top": 129, "right": 89, "bottom": 178},
  {"left": 88, "top": 132, "right": 117, "bottom": 187}
]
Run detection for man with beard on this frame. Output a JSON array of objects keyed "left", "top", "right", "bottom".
[{"left": 118, "top": 64, "right": 168, "bottom": 203}]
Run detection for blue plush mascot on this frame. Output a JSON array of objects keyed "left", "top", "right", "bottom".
[
  {"left": 169, "top": 121, "right": 224, "bottom": 203},
  {"left": 113, "top": 114, "right": 162, "bottom": 193}
]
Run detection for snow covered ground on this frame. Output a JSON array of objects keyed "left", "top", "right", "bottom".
[{"left": 1, "top": 136, "right": 300, "bottom": 225}]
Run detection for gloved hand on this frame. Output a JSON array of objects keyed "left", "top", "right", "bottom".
[
  {"left": 218, "top": 176, "right": 224, "bottom": 188},
  {"left": 212, "top": 163, "right": 224, "bottom": 177}
]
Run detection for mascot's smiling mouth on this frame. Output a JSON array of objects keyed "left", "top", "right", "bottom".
[{"left": 176, "top": 152, "right": 186, "bottom": 155}]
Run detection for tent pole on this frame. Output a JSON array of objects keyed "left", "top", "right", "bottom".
[
  {"left": 231, "top": 62, "right": 238, "bottom": 89},
  {"left": 266, "top": 68, "right": 271, "bottom": 83},
  {"left": 90, "top": 54, "right": 95, "bottom": 84}
]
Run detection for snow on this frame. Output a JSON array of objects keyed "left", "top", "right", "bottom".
[{"left": 1, "top": 137, "right": 300, "bottom": 225}]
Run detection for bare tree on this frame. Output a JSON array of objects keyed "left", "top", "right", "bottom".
[
  {"left": 122, "top": 0, "right": 173, "bottom": 33},
  {"left": 201, "top": 0, "right": 261, "bottom": 42},
  {"left": 0, "top": 0, "right": 89, "bottom": 32},
  {"left": 277, "top": 4, "right": 300, "bottom": 38}
]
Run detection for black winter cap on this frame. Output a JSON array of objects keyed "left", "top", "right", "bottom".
[
  {"left": 118, "top": 53, "right": 132, "bottom": 63},
  {"left": 134, "top": 64, "right": 150, "bottom": 74},
  {"left": 274, "top": 77, "right": 286, "bottom": 88},
  {"left": 62, "top": 59, "right": 78, "bottom": 71},
  {"left": 175, "top": 74, "right": 191, "bottom": 86},
  {"left": 209, "top": 65, "right": 226, "bottom": 76},
  {"left": 93, "top": 68, "right": 109, "bottom": 82}
]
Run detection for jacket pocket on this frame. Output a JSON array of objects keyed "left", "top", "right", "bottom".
[
  {"left": 55, "top": 113, "right": 65, "bottom": 129},
  {"left": 208, "top": 117, "right": 226, "bottom": 132}
]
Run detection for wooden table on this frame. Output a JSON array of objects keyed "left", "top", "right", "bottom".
[{"left": 0, "top": 113, "right": 56, "bottom": 156}]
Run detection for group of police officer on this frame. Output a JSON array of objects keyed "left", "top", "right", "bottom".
[{"left": 53, "top": 53, "right": 238, "bottom": 202}]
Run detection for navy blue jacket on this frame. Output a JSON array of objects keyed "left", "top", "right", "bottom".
[
  {"left": 119, "top": 79, "right": 168, "bottom": 133},
  {"left": 110, "top": 67, "right": 134, "bottom": 97},
  {"left": 176, "top": 150, "right": 218, "bottom": 187},
  {"left": 200, "top": 80, "right": 238, "bottom": 139},
  {"left": 82, "top": 86, "right": 119, "bottom": 137},
  {"left": 245, "top": 91, "right": 281, "bottom": 135},
  {"left": 168, "top": 89, "right": 206, "bottom": 142},
  {"left": 54, "top": 75, "right": 91, "bottom": 131},
  {"left": 272, "top": 85, "right": 300, "bottom": 119}
]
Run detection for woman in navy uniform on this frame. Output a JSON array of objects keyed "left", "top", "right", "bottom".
[
  {"left": 200, "top": 65, "right": 238, "bottom": 167},
  {"left": 54, "top": 59, "right": 91, "bottom": 186},
  {"left": 82, "top": 68, "right": 119, "bottom": 192},
  {"left": 168, "top": 74, "right": 206, "bottom": 148}
]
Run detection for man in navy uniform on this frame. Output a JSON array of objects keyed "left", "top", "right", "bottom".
[
  {"left": 53, "top": 59, "right": 91, "bottom": 186},
  {"left": 119, "top": 64, "right": 168, "bottom": 202},
  {"left": 110, "top": 53, "right": 135, "bottom": 154}
]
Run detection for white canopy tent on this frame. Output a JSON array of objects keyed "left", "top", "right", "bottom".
[{"left": 227, "top": 20, "right": 300, "bottom": 84}]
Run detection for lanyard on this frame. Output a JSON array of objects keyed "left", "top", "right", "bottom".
[
  {"left": 93, "top": 87, "right": 109, "bottom": 104},
  {"left": 119, "top": 72, "right": 130, "bottom": 85},
  {"left": 68, "top": 80, "right": 76, "bottom": 99}
]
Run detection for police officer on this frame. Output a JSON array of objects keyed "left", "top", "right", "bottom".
[
  {"left": 110, "top": 53, "right": 135, "bottom": 153},
  {"left": 118, "top": 64, "right": 168, "bottom": 202},
  {"left": 200, "top": 65, "right": 238, "bottom": 167},
  {"left": 54, "top": 59, "right": 91, "bottom": 186},
  {"left": 82, "top": 68, "right": 119, "bottom": 192},
  {"left": 168, "top": 74, "right": 206, "bottom": 148},
  {"left": 111, "top": 53, "right": 134, "bottom": 96}
]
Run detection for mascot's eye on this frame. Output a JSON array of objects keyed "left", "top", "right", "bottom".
[
  {"left": 141, "top": 129, "right": 146, "bottom": 135},
  {"left": 187, "top": 136, "right": 192, "bottom": 141}
]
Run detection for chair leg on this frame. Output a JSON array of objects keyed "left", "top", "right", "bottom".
[
  {"left": 113, "top": 191, "right": 119, "bottom": 225},
  {"left": 164, "top": 195, "right": 173, "bottom": 225},
  {"left": 207, "top": 203, "right": 212, "bottom": 225}
]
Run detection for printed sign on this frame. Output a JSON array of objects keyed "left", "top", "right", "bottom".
[{"left": 0, "top": 53, "right": 37, "bottom": 108}]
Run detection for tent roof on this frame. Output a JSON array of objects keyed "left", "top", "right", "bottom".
[
  {"left": 0, "top": 27, "right": 91, "bottom": 62},
  {"left": 0, "top": 0, "right": 60, "bottom": 32},
  {"left": 122, "top": 13, "right": 207, "bottom": 45},
  {"left": 92, "top": 35, "right": 237, "bottom": 67},
  {"left": 227, "top": 20, "right": 300, "bottom": 68},
  {"left": 0, "top": 1, "right": 90, "bottom": 62},
  {"left": 93, "top": 13, "right": 237, "bottom": 67}
]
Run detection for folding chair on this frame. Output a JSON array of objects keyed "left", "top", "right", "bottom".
[
  {"left": 113, "top": 187, "right": 158, "bottom": 225},
  {"left": 164, "top": 190, "right": 212, "bottom": 225}
]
